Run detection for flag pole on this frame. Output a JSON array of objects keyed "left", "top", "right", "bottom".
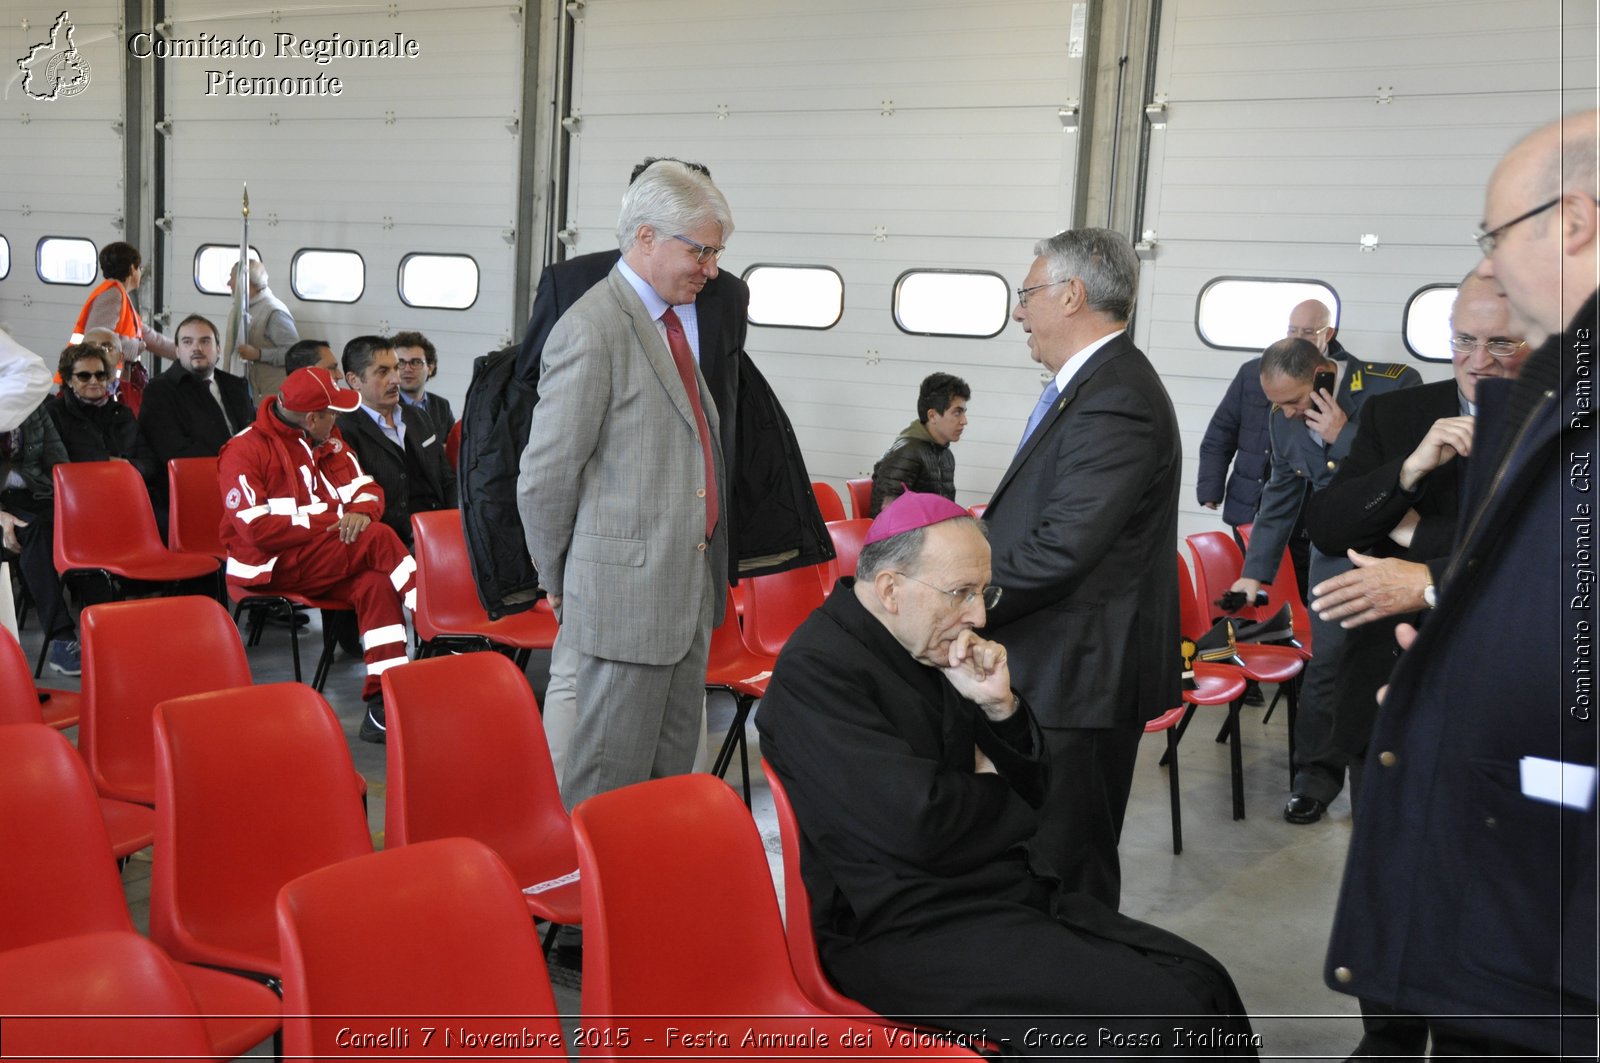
[{"left": 223, "top": 184, "right": 249, "bottom": 375}]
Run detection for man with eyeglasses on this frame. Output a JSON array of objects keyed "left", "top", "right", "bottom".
[
  {"left": 1324, "top": 109, "right": 1599, "bottom": 1060},
  {"left": 519, "top": 161, "right": 735, "bottom": 835},
  {"left": 392, "top": 330, "right": 455, "bottom": 434},
  {"left": 982, "top": 228, "right": 1182, "bottom": 911},
  {"left": 1300, "top": 273, "right": 1527, "bottom": 1060},
  {"left": 758, "top": 492, "right": 1255, "bottom": 1053}
]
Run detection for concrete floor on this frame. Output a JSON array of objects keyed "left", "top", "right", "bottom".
[{"left": 36, "top": 607, "right": 1367, "bottom": 1060}]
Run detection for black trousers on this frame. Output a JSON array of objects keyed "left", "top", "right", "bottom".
[
  {"left": 1, "top": 490, "right": 71, "bottom": 640},
  {"left": 1028, "top": 723, "right": 1144, "bottom": 911}
]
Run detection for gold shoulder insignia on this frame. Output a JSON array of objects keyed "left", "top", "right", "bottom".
[{"left": 1363, "top": 363, "right": 1408, "bottom": 380}]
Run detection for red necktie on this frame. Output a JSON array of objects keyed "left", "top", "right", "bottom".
[{"left": 660, "top": 308, "right": 719, "bottom": 540}]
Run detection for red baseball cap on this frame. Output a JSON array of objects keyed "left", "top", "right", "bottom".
[{"left": 279, "top": 367, "right": 361, "bottom": 414}]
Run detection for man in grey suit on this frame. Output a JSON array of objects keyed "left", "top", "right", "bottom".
[
  {"left": 518, "top": 161, "right": 730, "bottom": 814},
  {"left": 1229, "top": 339, "right": 1420, "bottom": 824},
  {"left": 981, "top": 229, "right": 1183, "bottom": 911}
]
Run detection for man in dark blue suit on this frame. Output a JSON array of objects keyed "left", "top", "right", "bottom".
[
  {"left": 981, "top": 228, "right": 1182, "bottom": 911},
  {"left": 1324, "top": 108, "right": 1598, "bottom": 1058}
]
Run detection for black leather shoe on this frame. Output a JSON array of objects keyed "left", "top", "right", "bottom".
[{"left": 1283, "top": 793, "right": 1326, "bottom": 824}]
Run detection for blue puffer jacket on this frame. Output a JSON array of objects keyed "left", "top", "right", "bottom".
[{"left": 1196, "top": 356, "right": 1270, "bottom": 527}]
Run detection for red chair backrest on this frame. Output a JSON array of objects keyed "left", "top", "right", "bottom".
[
  {"left": 1235, "top": 524, "right": 1313, "bottom": 652},
  {"left": 410, "top": 509, "right": 494, "bottom": 642},
  {"left": 277, "top": 838, "right": 565, "bottom": 1059},
  {"left": 812, "top": 481, "right": 847, "bottom": 524},
  {"left": 53, "top": 460, "right": 169, "bottom": 573},
  {"left": 572, "top": 774, "right": 816, "bottom": 1018},
  {"left": 825, "top": 519, "right": 871, "bottom": 581},
  {"left": 79, "top": 596, "right": 251, "bottom": 805},
  {"left": 0, "top": 724, "right": 135, "bottom": 950},
  {"left": 0, "top": 628, "right": 45, "bottom": 726},
  {"left": 1176, "top": 553, "right": 1207, "bottom": 640},
  {"left": 761, "top": 760, "right": 873, "bottom": 1015},
  {"left": 167, "top": 457, "right": 226, "bottom": 559},
  {"left": 740, "top": 563, "right": 828, "bottom": 658},
  {"left": 845, "top": 477, "right": 872, "bottom": 520},
  {"left": 1186, "top": 531, "right": 1252, "bottom": 623},
  {"left": 151, "top": 683, "right": 372, "bottom": 977},
  {"left": 0, "top": 932, "right": 214, "bottom": 1060},
  {"left": 383, "top": 653, "right": 577, "bottom": 889}
]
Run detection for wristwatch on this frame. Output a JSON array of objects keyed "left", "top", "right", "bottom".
[{"left": 1421, "top": 574, "right": 1437, "bottom": 609}]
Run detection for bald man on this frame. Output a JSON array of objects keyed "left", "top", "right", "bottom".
[
  {"left": 1324, "top": 110, "right": 1599, "bottom": 1058},
  {"left": 1305, "top": 274, "right": 1529, "bottom": 1058}
]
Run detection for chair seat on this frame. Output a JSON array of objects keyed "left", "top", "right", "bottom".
[
  {"left": 66, "top": 549, "right": 219, "bottom": 583},
  {"left": 1144, "top": 705, "right": 1188, "bottom": 733},
  {"left": 1233, "top": 644, "right": 1305, "bottom": 684},
  {"left": 36, "top": 687, "right": 79, "bottom": 730},
  {"left": 175, "top": 963, "right": 282, "bottom": 1058},
  {"left": 521, "top": 880, "right": 583, "bottom": 927},
  {"left": 419, "top": 598, "right": 559, "bottom": 650},
  {"left": 706, "top": 656, "right": 773, "bottom": 698},
  {"left": 98, "top": 796, "right": 155, "bottom": 859},
  {"left": 1185, "top": 665, "right": 1247, "bottom": 706},
  {"left": 226, "top": 584, "right": 350, "bottom": 613}
]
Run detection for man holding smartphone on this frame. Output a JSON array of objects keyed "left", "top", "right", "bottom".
[{"left": 1228, "top": 335, "right": 1420, "bottom": 824}]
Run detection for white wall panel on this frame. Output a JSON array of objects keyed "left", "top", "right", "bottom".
[
  {"left": 161, "top": 1, "right": 526, "bottom": 408},
  {"left": 1134, "top": 0, "right": 1598, "bottom": 545},
  {"left": 567, "top": 0, "right": 1084, "bottom": 507},
  {"left": 0, "top": 1, "right": 126, "bottom": 358}
]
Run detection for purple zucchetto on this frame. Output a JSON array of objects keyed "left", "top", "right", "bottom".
[{"left": 863, "top": 491, "right": 971, "bottom": 546}]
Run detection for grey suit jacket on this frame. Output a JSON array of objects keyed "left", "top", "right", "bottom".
[
  {"left": 517, "top": 268, "right": 728, "bottom": 665},
  {"left": 1241, "top": 359, "right": 1421, "bottom": 584}
]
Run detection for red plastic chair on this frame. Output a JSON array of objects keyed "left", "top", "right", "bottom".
[
  {"left": 740, "top": 562, "right": 828, "bottom": 658},
  {"left": 0, "top": 634, "right": 150, "bottom": 860},
  {"left": 1186, "top": 530, "right": 1255, "bottom": 623},
  {"left": 845, "top": 477, "right": 873, "bottom": 520},
  {"left": 824, "top": 518, "right": 872, "bottom": 582},
  {"left": 46, "top": 461, "right": 219, "bottom": 677},
  {"left": 54, "top": 459, "right": 218, "bottom": 595},
  {"left": 706, "top": 590, "right": 777, "bottom": 806},
  {"left": 277, "top": 838, "right": 567, "bottom": 1060},
  {"left": 1177, "top": 554, "right": 1302, "bottom": 818},
  {"left": 572, "top": 774, "right": 977, "bottom": 1057},
  {"left": 79, "top": 596, "right": 252, "bottom": 806},
  {"left": 0, "top": 617, "right": 76, "bottom": 731},
  {"left": 760, "top": 760, "right": 876, "bottom": 1015},
  {"left": 151, "top": 683, "right": 373, "bottom": 981},
  {"left": 967, "top": 503, "right": 988, "bottom": 518},
  {"left": 169, "top": 456, "right": 351, "bottom": 687},
  {"left": 411, "top": 510, "right": 558, "bottom": 665},
  {"left": 382, "top": 653, "right": 580, "bottom": 947},
  {"left": 0, "top": 723, "right": 281, "bottom": 1057},
  {"left": 0, "top": 932, "right": 216, "bottom": 1062},
  {"left": 812, "top": 481, "right": 847, "bottom": 523}
]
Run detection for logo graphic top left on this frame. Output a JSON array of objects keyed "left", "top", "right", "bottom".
[{"left": 18, "top": 11, "right": 91, "bottom": 101}]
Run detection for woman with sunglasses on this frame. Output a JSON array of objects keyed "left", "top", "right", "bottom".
[{"left": 48, "top": 343, "right": 161, "bottom": 526}]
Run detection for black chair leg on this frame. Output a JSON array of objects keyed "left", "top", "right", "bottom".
[
  {"left": 540, "top": 921, "right": 560, "bottom": 957},
  {"left": 1159, "top": 704, "right": 1198, "bottom": 767},
  {"left": 1262, "top": 684, "right": 1284, "bottom": 724},
  {"left": 287, "top": 609, "right": 303, "bottom": 682},
  {"left": 710, "top": 693, "right": 755, "bottom": 807},
  {"left": 1165, "top": 728, "right": 1183, "bottom": 855},
  {"left": 1285, "top": 680, "right": 1300, "bottom": 787},
  {"left": 1228, "top": 698, "right": 1246, "bottom": 821}
]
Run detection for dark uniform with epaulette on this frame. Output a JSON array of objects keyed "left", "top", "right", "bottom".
[{"left": 1241, "top": 357, "right": 1422, "bottom": 813}]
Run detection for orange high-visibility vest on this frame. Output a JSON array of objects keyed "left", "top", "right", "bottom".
[{"left": 71, "top": 279, "right": 142, "bottom": 344}]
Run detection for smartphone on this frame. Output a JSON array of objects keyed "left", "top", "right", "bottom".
[{"left": 1313, "top": 368, "right": 1336, "bottom": 396}]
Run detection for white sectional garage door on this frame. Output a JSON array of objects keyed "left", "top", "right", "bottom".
[{"left": 564, "top": 0, "right": 1089, "bottom": 507}]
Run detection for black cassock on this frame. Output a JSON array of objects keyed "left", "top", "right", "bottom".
[{"left": 757, "top": 582, "right": 1257, "bottom": 1058}]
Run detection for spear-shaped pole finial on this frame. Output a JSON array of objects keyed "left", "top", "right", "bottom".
[{"left": 242, "top": 183, "right": 250, "bottom": 219}]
